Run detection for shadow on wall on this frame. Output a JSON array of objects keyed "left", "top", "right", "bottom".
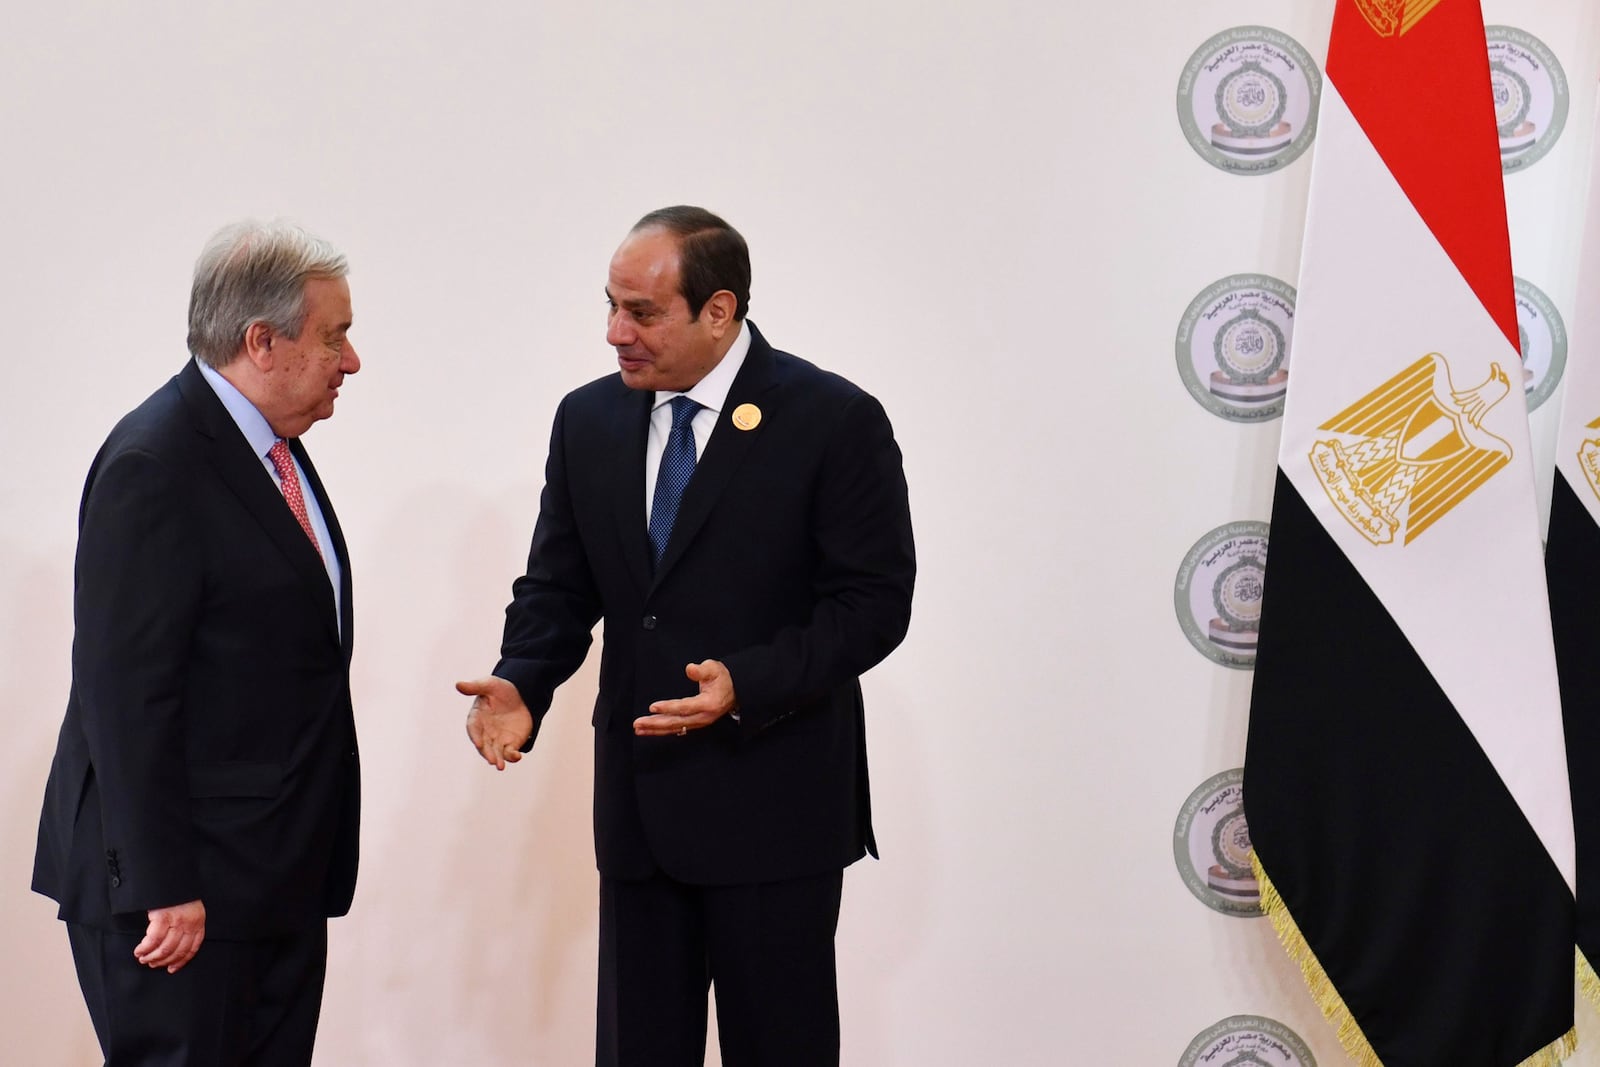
[
  {"left": 323, "top": 484, "right": 599, "bottom": 1066},
  {"left": 4, "top": 554, "right": 102, "bottom": 1062},
  {"left": 840, "top": 675, "right": 932, "bottom": 1065}
]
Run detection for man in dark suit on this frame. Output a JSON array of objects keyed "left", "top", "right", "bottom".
[
  {"left": 459, "top": 205, "right": 915, "bottom": 1066},
  {"left": 33, "top": 220, "right": 362, "bottom": 1066}
]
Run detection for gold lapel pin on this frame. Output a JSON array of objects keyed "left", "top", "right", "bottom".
[{"left": 731, "top": 403, "right": 762, "bottom": 431}]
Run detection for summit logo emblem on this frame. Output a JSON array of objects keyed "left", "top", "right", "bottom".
[
  {"left": 1176, "top": 27, "right": 1320, "bottom": 176},
  {"left": 1487, "top": 27, "right": 1569, "bottom": 175},
  {"left": 1179, "top": 1016, "right": 1317, "bottom": 1067}
]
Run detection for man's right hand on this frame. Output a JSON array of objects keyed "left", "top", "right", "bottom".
[
  {"left": 459, "top": 676, "right": 534, "bottom": 771},
  {"left": 135, "top": 898, "right": 205, "bottom": 974}
]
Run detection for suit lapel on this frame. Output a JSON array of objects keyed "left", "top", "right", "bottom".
[
  {"left": 609, "top": 385, "right": 656, "bottom": 595},
  {"left": 651, "top": 326, "right": 779, "bottom": 586},
  {"left": 292, "top": 439, "right": 354, "bottom": 658},
  {"left": 176, "top": 362, "right": 341, "bottom": 644}
]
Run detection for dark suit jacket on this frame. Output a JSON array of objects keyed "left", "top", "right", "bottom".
[
  {"left": 33, "top": 360, "right": 360, "bottom": 940},
  {"left": 494, "top": 323, "right": 915, "bottom": 885}
]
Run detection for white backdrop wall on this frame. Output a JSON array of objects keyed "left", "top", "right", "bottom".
[{"left": 3, "top": 2, "right": 1599, "bottom": 1063}]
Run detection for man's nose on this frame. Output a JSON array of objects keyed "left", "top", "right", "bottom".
[
  {"left": 606, "top": 312, "right": 634, "bottom": 347},
  {"left": 341, "top": 342, "right": 361, "bottom": 375}
]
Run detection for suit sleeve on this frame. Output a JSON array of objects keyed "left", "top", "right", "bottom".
[
  {"left": 493, "top": 396, "right": 603, "bottom": 746},
  {"left": 72, "top": 448, "right": 204, "bottom": 915},
  {"left": 721, "top": 390, "right": 916, "bottom": 732}
]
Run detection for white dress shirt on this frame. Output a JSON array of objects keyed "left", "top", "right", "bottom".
[{"left": 644, "top": 323, "right": 751, "bottom": 523}]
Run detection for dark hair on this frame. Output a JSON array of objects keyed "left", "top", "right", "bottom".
[{"left": 632, "top": 205, "right": 750, "bottom": 321}]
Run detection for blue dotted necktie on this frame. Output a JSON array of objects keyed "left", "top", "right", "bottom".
[{"left": 648, "top": 396, "right": 701, "bottom": 565}]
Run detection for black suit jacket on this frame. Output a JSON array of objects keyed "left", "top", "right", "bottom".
[
  {"left": 33, "top": 360, "right": 360, "bottom": 939},
  {"left": 495, "top": 323, "right": 914, "bottom": 884}
]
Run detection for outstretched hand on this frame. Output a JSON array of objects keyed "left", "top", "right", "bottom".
[
  {"left": 460, "top": 676, "right": 534, "bottom": 770},
  {"left": 634, "top": 659, "right": 738, "bottom": 737}
]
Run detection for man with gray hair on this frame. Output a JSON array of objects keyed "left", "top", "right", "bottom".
[{"left": 33, "top": 219, "right": 362, "bottom": 1065}]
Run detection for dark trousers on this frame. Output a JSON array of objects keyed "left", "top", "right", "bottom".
[
  {"left": 597, "top": 870, "right": 845, "bottom": 1067},
  {"left": 67, "top": 921, "right": 328, "bottom": 1067}
]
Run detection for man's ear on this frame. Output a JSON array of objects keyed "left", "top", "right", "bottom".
[
  {"left": 242, "top": 320, "right": 274, "bottom": 370},
  {"left": 702, "top": 290, "right": 737, "bottom": 340}
]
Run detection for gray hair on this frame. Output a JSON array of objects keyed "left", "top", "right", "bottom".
[{"left": 186, "top": 219, "right": 348, "bottom": 368}]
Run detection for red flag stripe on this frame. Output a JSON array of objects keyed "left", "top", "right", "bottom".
[{"left": 1326, "top": 0, "right": 1518, "bottom": 349}]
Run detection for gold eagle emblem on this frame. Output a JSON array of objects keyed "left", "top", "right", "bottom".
[
  {"left": 1355, "top": 0, "right": 1447, "bottom": 38},
  {"left": 1308, "top": 353, "right": 1512, "bottom": 545},
  {"left": 1577, "top": 415, "right": 1600, "bottom": 503}
]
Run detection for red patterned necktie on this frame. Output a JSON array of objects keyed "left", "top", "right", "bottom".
[{"left": 267, "top": 439, "right": 323, "bottom": 560}]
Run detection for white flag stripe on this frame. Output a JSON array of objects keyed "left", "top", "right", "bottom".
[
  {"left": 1553, "top": 87, "right": 1600, "bottom": 514},
  {"left": 1279, "top": 81, "right": 1574, "bottom": 889}
]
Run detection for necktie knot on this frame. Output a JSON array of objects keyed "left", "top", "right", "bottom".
[
  {"left": 266, "top": 439, "right": 295, "bottom": 481},
  {"left": 669, "top": 395, "right": 700, "bottom": 430}
]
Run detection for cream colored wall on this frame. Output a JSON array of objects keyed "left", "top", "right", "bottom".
[{"left": 3, "top": 2, "right": 1599, "bottom": 1063}]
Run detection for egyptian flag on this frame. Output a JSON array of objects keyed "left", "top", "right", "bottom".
[
  {"left": 1548, "top": 91, "right": 1600, "bottom": 1010},
  {"left": 1243, "top": 2, "right": 1576, "bottom": 1064}
]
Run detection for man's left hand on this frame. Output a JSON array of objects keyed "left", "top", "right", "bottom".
[
  {"left": 135, "top": 898, "right": 206, "bottom": 974},
  {"left": 635, "top": 659, "right": 738, "bottom": 736}
]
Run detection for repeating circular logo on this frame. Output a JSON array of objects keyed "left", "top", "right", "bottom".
[
  {"left": 1174, "top": 521, "right": 1269, "bottom": 669},
  {"left": 1177, "top": 27, "right": 1322, "bottom": 175},
  {"left": 1179, "top": 1016, "right": 1317, "bottom": 1067},
  {"left": 1487, "top": 27, "right": 1569, "bottom": 174},
  {"left": 1173, "top": 768, "right": 1259, "bottom": 917},
  {"left": 1514, "top": 276, "right": 1567, "bottom": 413},
  {"left": 1177, "top": 275, "right": 1297, "bottom": 422}
]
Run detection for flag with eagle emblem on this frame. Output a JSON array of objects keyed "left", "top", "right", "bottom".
[{"left": 1243, "top": 1, "right": 1576, "bottom": 1064}]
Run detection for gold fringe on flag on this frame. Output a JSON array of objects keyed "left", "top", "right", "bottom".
[
  {"left": 1580, "top": 948, "right": 1600, "bottom": 1018},
  {"left": 1251, "top": 853, "right": 1576, "bottom": 1067}
]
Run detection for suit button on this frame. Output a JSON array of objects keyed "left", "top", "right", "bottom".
[
  {"left": 642, "top": 615, "right": 658, "bottom": 630},
  {"left": 110, "top": 876, "right": 122, "bottom": 889}
]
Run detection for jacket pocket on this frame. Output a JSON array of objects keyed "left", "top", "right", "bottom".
[{"left": 187, "top": 761, "right": 282, "bottom": 799}]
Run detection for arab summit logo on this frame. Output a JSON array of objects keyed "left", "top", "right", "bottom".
[
  {"left": 1175, "top": 274, "right": 1297, "bottom": 423},
  {"left": 1488, "top": 27, "right": 1569, "bottom": 174},
  {"left": 1515, "top": 276, "right": 1568, "bottom": 413},
  {"left": 1174, "top": 522, "right": 1269, "bottom": 669},
  {"left": 1177, "top": 27, "right": 1321, "bottom": 176},
  {"left": 1309, "top": 354, "right": 1514, "bottom": 546},
  {"left": 1179, "top": 1016, "right": 1316, "bottom": 1067},
  {"left": 1173, "top": 769, "right": 1260, "bottom": 917}
]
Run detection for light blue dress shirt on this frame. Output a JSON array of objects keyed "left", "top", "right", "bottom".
[{"left": 194, "top": 359, "right": 343, "bottom": 630}]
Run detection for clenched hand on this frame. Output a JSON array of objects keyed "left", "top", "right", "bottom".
[{"left": 135, "top": 898, "right": 205, "bottom": 973}]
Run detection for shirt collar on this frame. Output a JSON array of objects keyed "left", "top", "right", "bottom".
[
  {"left": 195, "top": 357, "right": 280, "bottom": 459},
  {"left": 653, "top": 321, "right": 750, "bottom": 415}
]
